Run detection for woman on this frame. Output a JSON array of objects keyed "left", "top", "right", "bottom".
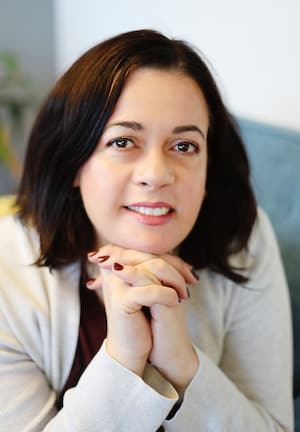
[{"left": 0, "top": 29, "right": 293, "bottom": 431}]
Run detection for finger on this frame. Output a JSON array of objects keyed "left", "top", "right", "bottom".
[
  {"left": 108, "top": 256, "right": 188, "bottom": 299},
  {"left": 87, "top": 244, "right": 154, "bottom": 266},
  {"left": 87, "top": 251, "right": 111, "bottom": 266},
  {"left": 112, "top": 262, "right": 161, "bottom": 286},
  {"left": 87, "top": 246, "right": 197, "bottom": 296},
  {"left": 135, "top": 258, "right": 188, "bottom": 300},
  {"left": 123, "top": 284, "right": 180, "bottom": 313},
  {"left": 160, "top": 253, "right": 199, "bottom": 285},
  {"left": 99, "top": 267, "right": 180, "bottom": 312},
  {"left": 112, "top": 259, "right": 188, "bottom": 301},
  {"left": 85, "top": 274, "right": 102, "bottom": 290},
  {"left": 88, "top": 246, "right": 198, "bottom": 285}
]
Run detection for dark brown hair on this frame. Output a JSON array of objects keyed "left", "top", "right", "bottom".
[{"left": 17, "top": 29, "right": 256, "bottom": 283}]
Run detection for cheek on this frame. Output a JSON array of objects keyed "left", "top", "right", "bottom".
[
  {"left": 184, "top": 168, "right": 206, "bottom": 198},
  {"left": 78, "top": 158, "right": 128, "bottom": 217},
  {"left": 181, "top": 169, "right": 206, "bottom": 218},
  {"left": 77, "top": 159, "right": 110, "bottom": 208},
  {"left": 79, "top": 156, "right": 110, "bottom": 188}
]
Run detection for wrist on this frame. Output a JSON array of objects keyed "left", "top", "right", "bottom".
[
  {"left": 156, "top": 346, "right": 199, "bottom": 394},
  {"left": 106, "top": 339, "right": 149, "bottom": 377}
]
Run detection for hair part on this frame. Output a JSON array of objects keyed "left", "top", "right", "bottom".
[{"left": 17, "top": 29, "right": 257, "bottom": 283}]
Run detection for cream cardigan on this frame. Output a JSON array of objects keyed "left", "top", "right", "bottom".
[{"left": 0, "top": 209, "right": 294, "bottom": 431}]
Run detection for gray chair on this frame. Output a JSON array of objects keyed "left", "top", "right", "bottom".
[{"left": 238, "top": 117, "right": 300, "bottom": 428}]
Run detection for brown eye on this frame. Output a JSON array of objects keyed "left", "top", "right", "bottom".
[
  {"left": 108, "top": 137, "right": 134, "bottom": 150},
  {"left": 174, "top": 142, "right": 199, "bottom": 154}
]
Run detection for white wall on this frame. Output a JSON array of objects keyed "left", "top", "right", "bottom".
[{"left": 54, "top": 0, "right": 300, "bottom": 131}]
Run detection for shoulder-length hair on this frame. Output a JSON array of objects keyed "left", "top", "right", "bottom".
[{"left": 17, "top": 29, "right": 256, "bottom": 283}]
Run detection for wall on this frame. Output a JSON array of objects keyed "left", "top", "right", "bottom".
[
  {"left": 54, "top": 0, "right": 300, "bottom": 131},
  {"left": 0, "top": 0, "right": 55, "bottom": 193},
  {"left": 0, "top": 0, "right": 55, "bottom": 91}
]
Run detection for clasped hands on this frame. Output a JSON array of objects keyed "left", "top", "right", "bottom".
[{"left": 87, "top": 245, "right": 199, "bottom": 394}]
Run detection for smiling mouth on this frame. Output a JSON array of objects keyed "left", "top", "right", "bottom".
[{"left": 125, "top": 205, "right": 174, "bottom": 216}]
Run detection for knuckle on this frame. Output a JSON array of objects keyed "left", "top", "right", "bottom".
[
  {"left": 98, "top": 244, "right": 112, "bottom": 255},
  {"left": 145, "top": 285, "right": 160, "bottom": 303},
  {"left": 152, "top": 257, "right": 166, "bottom": 272},
  {"left": 169, "top": 289, "right": 179, "bottom": 305}
]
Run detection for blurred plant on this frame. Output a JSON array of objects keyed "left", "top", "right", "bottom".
[{"left": 0, "top": 52, "right": 38, "bottom": 178}]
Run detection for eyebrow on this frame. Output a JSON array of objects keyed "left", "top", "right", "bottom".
[
  {"left": 172, "top": 125, "right": 206, "bottom": 140},
  {"left": 106, "top": 121, "right": 206, "bottom": 140},
  {"left": 107, "top": 121, "right": 143, "bottom": 131}
]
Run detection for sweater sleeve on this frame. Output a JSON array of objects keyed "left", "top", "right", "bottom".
[
  {"left": 44, "top": 341, "right": 178, "bottom": 431},
  {"left": 163, "top": 209, "right": 294, "bottom": 431},
  {"left": 0, "top": 319, "right": 178, "bottom": 432}
]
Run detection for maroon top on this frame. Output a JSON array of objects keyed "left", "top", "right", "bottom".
[{"left": 56, "top": 283, "right": 107, "bottom": 409}]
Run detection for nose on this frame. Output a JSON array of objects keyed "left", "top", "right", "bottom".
[{"left": 133, "top": 148, "right": 175, "bottom": 190}]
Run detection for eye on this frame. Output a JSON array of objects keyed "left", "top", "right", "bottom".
[
  {"left": 173, "top": 141, "right": 200, "bottom": 154},
  {"left": 107, "top": 137, "right": 134, "bottom": 150}
]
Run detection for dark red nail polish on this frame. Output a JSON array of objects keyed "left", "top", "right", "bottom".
[
  {"left": 187, "top": 287, "right": 191, "bottom": 298},
  {"left": 113, "top": 262, "right": 124, "bottom": 271},
  {"left": 191, "top": 269, "right": 199, "bottom": 280},
  {"left": 86, "top": 278, "right": 95, "bottom": 287},
  {"left": 97, "top": 255, "right": 110, "bottom": 263}
]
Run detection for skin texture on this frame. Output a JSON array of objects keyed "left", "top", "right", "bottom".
[{"left": 76, "top": 68, "right": 210, "bottom": 392}]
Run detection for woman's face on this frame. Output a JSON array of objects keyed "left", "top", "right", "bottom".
[{"left": 75, "top": 68, "right": 209, "bottom": 254}]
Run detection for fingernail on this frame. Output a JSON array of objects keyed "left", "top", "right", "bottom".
[
  {"left": 113, "top": 262, "right": 124, "bottom": 271},
  {"left": 178, "top": 296, "right": 182, "bottom": 303},
  {"left": 87, "top": 250, "right": 98, "bottom": 257},
  {"left": 97, "top": 255, "right": 110, "bottom": 263},
  {"left": 191, "top": 269, "right": 199, "bottom": 280},
  {"left": 86, "top": 278, "right": 96, "bottom": 287},
  {"left": 186, "top": 287, "right": 191, "bottom": 298}
]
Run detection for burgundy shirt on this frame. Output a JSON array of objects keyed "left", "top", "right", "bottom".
[{"left": 56, "top": 283, "right": 107, "bottom": 409}]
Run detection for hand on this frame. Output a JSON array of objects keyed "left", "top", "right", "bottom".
[
  {"left": 87, "top": 246, "right": 199, "bottom": 387},
  {"left": 88, "top": 244, "right": 197, "bottom": 297},
  {"left": 87, "top": 249, "right": 186, "bottom": 376},
  {"left": 100, "top": 267, "right": 153, "bottom": 376}
]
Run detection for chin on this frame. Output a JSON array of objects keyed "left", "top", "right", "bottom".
[
  {"left": 137, "top": 244, "right": 171, "bottom": 255},
  {"left": 121, "top": 237, "right": 179, "bottom": 256}
]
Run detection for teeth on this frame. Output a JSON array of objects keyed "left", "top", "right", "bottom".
[{"left": 128, "top": 206, "right": 171, "bottom": 216}]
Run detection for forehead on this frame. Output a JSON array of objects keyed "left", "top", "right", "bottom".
[{"left": 108, "top": 67, "right": 209, "bottom": 128}]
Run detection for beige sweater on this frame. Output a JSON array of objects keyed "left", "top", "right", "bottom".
[{"left": 0, "top": 209, "right": 294, "bottom": 431}]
